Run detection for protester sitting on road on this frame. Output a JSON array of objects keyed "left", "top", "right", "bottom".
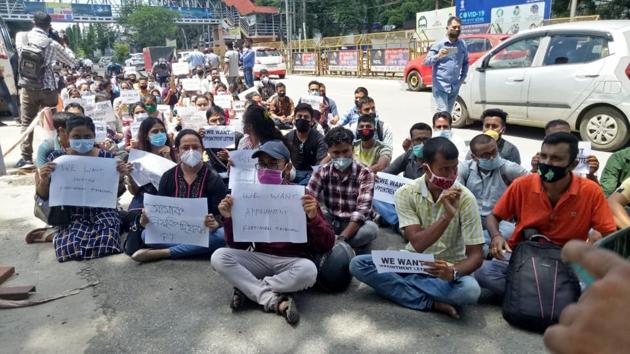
[
  {"left": 373, "top": 123, "right": 433, "bottom": 232},
  {"left": 350, "top": 137, "right": 484, "bottom": 319},
  {"left": 600, "top": 147, "right": 630, "bottom": 197},
  {"left": 319, "top": 83, "right": 339, "bottom": 128},
  {"left": 268, "top": 83, "right": 295, "bottom": 130},
  {"left": 255, "top": 69, "right": 276, "bottom": 101},
  {"left": 458, "top": 133, "right": 528, "bottom": 256},
  {"left": 285, "top": 103, "right": 328, "bottom": 186},
  {"left": 125, "top": 117, "right": 175, "bottom": 211},
  {"left": 212, "top": 140, "right": 334, "bottom": 325},
  {"left": 339, "top": 87, "right": 368, "bottom": 126},
  {"left": 431, "top": 111, "right": 467, "bottom": 160},
  {"left": 237, "top": 105, "right": 286, "bottom": 151},
  {"left": 125, "top": 103, "right": 149, "bottom": 148},
  {"left": 35, "top": 116, "right": 131, "bottom": 262},
  {"left": 607, "top": 176, "right": 630, "bottom": 229},
  {"left": 531, "top": 120, "right": 599, "bottom": 182},
  {"left": 347, "top": 97, "right": 394, "bottom": 151},
  {"left": 475, "top": 132, "right": 616, "bottom": 298},
  {"left": 352, "top": 114, "right": 392, "bottom": 173},
  {"left": 35, "top": 112, "right": 75, "bottom": 168},
  {"left": 465, "top": 109, "right": 521, "bottom": 164},
  {"left": 130, "top": 129, "right": 227, "bottom": 263},
  {"left": 307, "top": 127, "right": 378, "bottom": 254}
]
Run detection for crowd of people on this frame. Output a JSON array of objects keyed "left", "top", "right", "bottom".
[{"left": 12, "top": 12, "right": 630, "bottom": 344}]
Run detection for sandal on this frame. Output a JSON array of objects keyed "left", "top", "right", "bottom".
[
  {"left": 276, "top": 296, "right": 299, "bottom": 325},
  {"left": 25, "top": 228, "right": 54, "bottom": 244},
  {"left": 230, "top": 288, "right": 247, "bottom": 311}
]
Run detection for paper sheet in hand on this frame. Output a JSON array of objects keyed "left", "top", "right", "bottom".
[
  {"left": 233, "top": 101, "right": 246, "bottom": 120},
  {"left": 120, "top": 90, "right": 141, "bottom": 104},
  {"left": 181, "top": 78, "right": 201, "bottom": 92},
  {"left": 128, "top": 149, "right": 177, "bottom": 189},
  {"left": 130, "top": 122, "right": 141, "bottom": 139},
  {"left": 94, "top": 121, "right": 107, "bottom": 143},
  {"left": 229, "top": 149, "right": 258, "bottom": 169},
  {"left": 182, "top": 111, "right": 207, "bottom": 131},
  {"left": 227, "top": 149, "right": 258, "bottom": 189},
  {"left": 374, "top": 172, "right": 413, "bottom": 204},
  {"left": 575, "top": 141, "right": 591, "bottom": 176},
  {"left": 232, "top": 184, "right": 307, "bottom": 243},
  {"left": 203, "top": 126, "right": 235, "bottom": 149},
  {"left": 157, "top": 105, "right": 171, "bottom": 116},
  {"left": 300, "top": 95, "right": 324, "bottom": 111},
  {"left": 238, "top": 87, "right": 259, "bottom": 101},
  {"left": 372, "top": 251, "right": 435, "bottom": 274},
  {"left": 49, "top": 155, "right": 119, "bottom": 209},
  {"left": 171, "top": 62, "right": 189, "bottom": 76},
  {"left": 214, "top": 95, "right": 233, "bottom": 110},
  {"left": 92, "top": 101, "right": 116, "bottom": 123},
  {"left": 143, "top": 195, "right": 209, "bottom": 247}
]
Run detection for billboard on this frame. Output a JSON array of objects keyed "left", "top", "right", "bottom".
[
  {"left": 168, "top": 6, "right": 212, "bottom": 19},
  {"left": 24, "top": 2, "right": 113, "bottom": 20},
  {"left": 416, "top": 7, "right": 456, "bottom": 41},
  {"left": 327, "top": 50, "right": 358, "bottom": 71},
  {"left": 293, "top": 52, "right": 317, "bottom": 72},
  {"left": 369, "top": 48, "right": 409, "bottom": 73},
  {"left": 456, "top": 0, "right": 551, "bottom": 34},
  {"left": 46, "top": 3, "right": 73, "bottom": 22},
  {"left": 71, "top": 4, "right": 113, "bottom": 17}
]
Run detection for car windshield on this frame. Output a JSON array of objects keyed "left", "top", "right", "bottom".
[
  {"left": 256, "top": 50, "right": 280, "bottom": 57},
  {"left": 463, "top": 38, "right": 491, "bottom": 53}
]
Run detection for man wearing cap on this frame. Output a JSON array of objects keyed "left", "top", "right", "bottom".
[
  {"left": 286, "top": 103, "right": 328, "bottom": 186},
  {"left": 211, "top": 140, "right": 335, "bottom": 325}
]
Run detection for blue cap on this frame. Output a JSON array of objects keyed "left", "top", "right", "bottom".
[{"left": 251, "top": 140, "right": 291, "bottom": 161}]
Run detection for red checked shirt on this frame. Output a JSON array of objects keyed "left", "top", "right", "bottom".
[{"left": 307, "top": 161, "right": 375, "bottom": 223}]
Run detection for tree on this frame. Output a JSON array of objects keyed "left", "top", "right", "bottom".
[
  {"left": 113, "top": 43, "right": 129, "bottom": 64},
  {"left": 119, "top": 5, "right": 180, "bottom": 49}
]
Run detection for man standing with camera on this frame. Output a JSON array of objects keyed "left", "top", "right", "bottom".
[{"left": 15, "top": 12, "right": 76, "bottom": 168}]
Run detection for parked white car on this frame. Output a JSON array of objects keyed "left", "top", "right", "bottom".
[
  {"left": 253, "top": 47, "right": 286, "bottom": 79},
  {"left": 125, "top": 53, "right": 145, "bottom": 68},
  {"left": 453, "top": 20, "right": 630, "bottom": 151}
]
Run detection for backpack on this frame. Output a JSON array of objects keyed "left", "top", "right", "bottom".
[
  {"left": 18, "top": 32, "right": 51, "bottom": 90},
  {"left": 502, "top": 239, "right": 581, "bottom": 333}
]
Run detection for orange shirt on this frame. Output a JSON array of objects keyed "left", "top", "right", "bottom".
[{"left": 493, "top": 173, "right": 616, "bottom": 248}]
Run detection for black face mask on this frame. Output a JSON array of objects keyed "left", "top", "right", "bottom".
[
  {"left": 140, "top": 85, "right": 147, "bottom": 90},
  {"left": 278, "top": 92, "right": 286, "bottom": 98},
  {"left": 295, "top": 119, "right": 311, "bottom": 133},
  {"left": 197, "top": 71, "right": 204, "bottom": 77},
  {"left": 355, "top": 100, "right": 362, "bottom": 108},
  {"left": 538, "top": 163, "right": 570, "bottom": 183},
  {"left": 359, "top": 128, "right": 375, "bottom": 141}
]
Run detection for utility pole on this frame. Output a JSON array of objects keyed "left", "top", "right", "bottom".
[
  {"left": 285, "top": 0, "right": 292, "bottom": 72},
  {"left": 570, "top": 0, "right": 578, "bottom": 18},
  {"left": 302, "top": 0, "right": 306, "bottom": 38}
]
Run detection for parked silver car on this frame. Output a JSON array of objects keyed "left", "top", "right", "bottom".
[{"left": 453, "top": 20, "right": 630, "bottom": 151}]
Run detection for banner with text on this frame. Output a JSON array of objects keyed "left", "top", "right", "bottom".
[
  {"left": 369, "top": 48, "right": 410, "bottom": 73},
  {"left": 372, "top": 250, "right": 435, "bottom": 274},
  {"left": 327, "top": 50, "right": 359, "bottom": 71},
  {"left": 374, "top": 172, "right": 413, "bottom": 204}
]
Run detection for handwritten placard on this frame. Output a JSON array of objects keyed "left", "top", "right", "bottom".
[
  {"left": 238, "top": 86, "right": 259, "bottom": 101},
  {"left": 83, "top": 103, "right": 96, "bottom": 118},
  {"left": 232, "top": 184, "right": 307, "bottom": 243},
  {"left": 120, "top": 89, "right": 141, "bottom": 104},
  {"left": 157, "top": 104, "right": 171, "bottom": 116},
  {"left": 181, "top": 78, "right": 201, "bottom": 92},
  {"left": 124, "top": 66, "right": 137, "bottom": 74},
  {"left": 181, "top": 111, "right": 207, "bottom": 131},
  {"left": 229, "top": 149, "right": 257, "bottom": 169},
  {"left": 92, "top": 101, "right": 116, "bottom": 122},
  {"left": 575, "top": 141, "right": 591, "bottom": 176},
  {"left": 374, "top": 172, "right": 413, "bottom": 204},
  {"left": 81, "top": 94, "right": 96, "bottom": 106},
  {"left": 143, "top": 194, "right": 209, "bottom": 247},
  {"left": 94, "top": 121, "right": 107, "bottom": 143},
  {"left": 128, "top": 149, "right": 176, "bottom": 189},
  {"left": 171, "top": 62, "right": 189, "bottom": 76},
  {"left": 233, "top": 100, "right": 245, "bottom": 120},
  {"left": 300, "top": 95, "right": 324, "bottom": 111},
  {"left": 49, "top": 155, "right": 118, "bottom": 209},
  {"left": 214, "top": 94, "right": 233, "bottom": 110},
  {"left": 203, "top": 126, "right": 235, "bottom": 149},
  {"left": 372, "top": 250, "right": 435, "bottom": 274},
  {"left": 130, "top": 122, "right": 141, "bottom": 140},
  {"left": 227, "top": 149, "right": 258, "bottom": 190}
]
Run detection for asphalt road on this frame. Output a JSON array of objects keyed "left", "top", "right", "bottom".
[{"left": 0, "top": 74, "right": 594, "bottom": 353}]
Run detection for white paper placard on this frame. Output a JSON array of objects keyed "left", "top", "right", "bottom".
[
  {"left": 228, "top": 167, "right": 257, "bottom": 190},
  {"left": 83, "top": 104, "right": 96, "bottom": 118},
  {"left": 214, "top": 94, "right": 233, "bottom": 110},
  {"left": 94, "top": 121, "right": 108, "bottom": 143},
  {"left": 374, "top": 172, "right": 413, "bottom": 204},
  {"left": 181, "top": 78, "right": 201, "bottom": 92},
  {"left": 575, "top": 141, "right": 592, "bottom": 176},
  {"left": 300, "top": 95, "right": 324, "bottom": 111},
  {"left": 171, "top": 62, "right": 189, "bottom": 76},
  {"left": 203, "top": 126, "right": 235, "bottom": 149},
  {"left": 229, "top": 149, "right": 257, "bottom": 169},
  {"left": 128, "top": 149, "right": 177, "bottom": 189},
  {"left": 233, "top": 100, "right": 246, "bottom": 120},
  {"left": 176, "top": 106, "right": 197, "bottom": 120},
  {"left": 81, "top": 94, "right": 96, "bottom": 106},
  {"left": 92, "top": 101, "right": 116, "bottom": 123},
  {"left": 120, "top": 89, "right": 141, "bottom": 104},
  {"left": 238, "top": 86, "right": 259, "bottom": 101},
  {"left": 372, "top": 250, "right": 435, "bottom": 274},
  {"left": 181, "top": 111, "right": 207, "bottom": 131},
  {"left": 143, "top": 194, "right": 209, "bottom": 247},
  {"left": 231, "top": 184, "right": 307, "bottom": 243},
  {"left": 49, "top": 155, "right": 119, "bottom": 209},
  {"left": 124, "top": 66, "right": 137, "bottom": 74},
  {"left": 64, "top": 98, "right": 83, "bottom": 107},
  {"left": 157, "top": 104, "right": 171, "bottom": 116},
  {"left": 130, "top": 122, "right": 141, "bottom": 139}
]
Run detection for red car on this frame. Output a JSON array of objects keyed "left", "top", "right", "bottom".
[{"left": 404, "top": 34, "right": 509, "bottom": 91}]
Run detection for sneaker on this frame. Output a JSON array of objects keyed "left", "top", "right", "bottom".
[{"left": 15, "top": 158, "right": 34, "bottom": 169}]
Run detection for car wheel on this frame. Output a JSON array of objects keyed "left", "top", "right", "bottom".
[
  {"left": 406, "top": 70, "right": 423, "bottom": 91},
  {"left": 579, "top": 106, "right": 630, "bottom": 152},
  {"left": 451, "top": 98, "right": 470, "bottom": 128},
  {"left": 279, "top": 74, "right": 286, "bottom": 79}
]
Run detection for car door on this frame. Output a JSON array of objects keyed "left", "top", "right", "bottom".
[
  {"left": 526, "top": 33, "right": 610, "bottom": 123},
  {"left": 470, "top": 35, "right": 543, "bottom": 121}
]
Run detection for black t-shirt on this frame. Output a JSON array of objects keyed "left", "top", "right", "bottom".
[{"left": 286, "top": 129, "right": 327, "bottom": 171}]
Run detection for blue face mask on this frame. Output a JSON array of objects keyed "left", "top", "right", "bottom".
[
  {"left": 433, "top": 129, "right": 452, "bottom": 140},
  {"left": 149, "top": 132, "right": 167, "bottom": 147},
  {"left": 69, "top": 138, "right": 95, "bottom": 154},
  {"left": 332, "top": 157, "right": 353, "bottom": 171},
  {"left": 412, "top": 144, "right": 424, "bottom": 159},
  {"left": 478, "top": 155, "right": 503, "bottom": 171}
]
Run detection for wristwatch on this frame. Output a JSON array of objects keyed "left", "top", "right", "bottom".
[{"left": 452, "top": 268, "right": 460, "bottom": 281}]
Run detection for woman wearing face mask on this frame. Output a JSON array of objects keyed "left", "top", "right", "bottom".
[
  {"left": 150, "top": 89, "right": 162, "bottom": 104},
  {"left": 35, "top": 116, "right": 132, "bottom": 262},
  {"left": 143, "top": 95, "right": 162, "bottom": 119},
  {"left": 130, "top": 129, "right": 228, "bottom": 263},
  {"left": 124, "top": 103, "right": 150, "bottom": 148},
  {"left": 201, "top": 106, "right": 244, "bottom": 184},
  {"left": 237, "top": 105, "right": 286, "bottom": 150}
]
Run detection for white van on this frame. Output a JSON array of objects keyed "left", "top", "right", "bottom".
[{"left": 453, "top": 20, "right": 630, "bottom": 151}]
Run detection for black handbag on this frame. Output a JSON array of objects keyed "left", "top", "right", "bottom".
[{"left": 33, "top": 194, "right": 72, "bottom": 226}]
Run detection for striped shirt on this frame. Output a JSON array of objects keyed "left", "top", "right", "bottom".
[
  {"left": 16, "top": 28, "right": 76, "bottom": 91},
  {"left": 395, "top": 175, "right": 484, "bottom": 264}
]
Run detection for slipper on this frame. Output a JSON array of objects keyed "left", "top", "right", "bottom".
[
  {"left": 25, "top": 228, "right": 54, "bottom": 244},
  {"left": 276, "top": 296, "right": 299, "bottom": 325},
  {"left": 229, "top": 288, "right": 247, "bottom": 311}
]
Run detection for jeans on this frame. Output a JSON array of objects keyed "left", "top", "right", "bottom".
[
  {"left": 293, "top": 170, "right": 312, "bottom": 186},
  {"left": 474, "top": 256, "right": 510, "bottom": 298},
  {"left": 482, "top": 221, "right": 515, "bottom": 257},
  {"left": 326, "top": 213, "right": 378, "bottom": 252},
  {"left": 432, "top": 87, "right": 459, "bottom": 113},
  {"left": 244, "top": 67, "right": 254, "bottom": 88},
  {"left": 350, "top": 255, "right": 481, "bottom": 311},
  {"left": 141, "top": 227, "right": 225, "bottom": 259},
  {"left": 373, "top": 200, "right": 399, "bottom": 227}
]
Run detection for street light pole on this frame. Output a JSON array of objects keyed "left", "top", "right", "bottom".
[{"left": 285, "top": 0, "right": 292, "bottom": 72}]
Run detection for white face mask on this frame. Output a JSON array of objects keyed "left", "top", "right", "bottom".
[
  {"left": 262, "top": 76, "right": 269, "bottom": 84},
  {"left": 134, "top": 112, "right": 149, "bottom": 122},
  {"left": 181, "top": 149, "right": 202, "bottom": 167}
]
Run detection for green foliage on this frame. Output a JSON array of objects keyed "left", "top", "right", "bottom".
[
  {"left": 113, "top": 43, "right": 130, "bottom": 64},
  {"left": 118, "top": 4, "right": 181, "bottom": 49},
  {"left": 64, "top": 23, "right": 118, "bottom": 60}
]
